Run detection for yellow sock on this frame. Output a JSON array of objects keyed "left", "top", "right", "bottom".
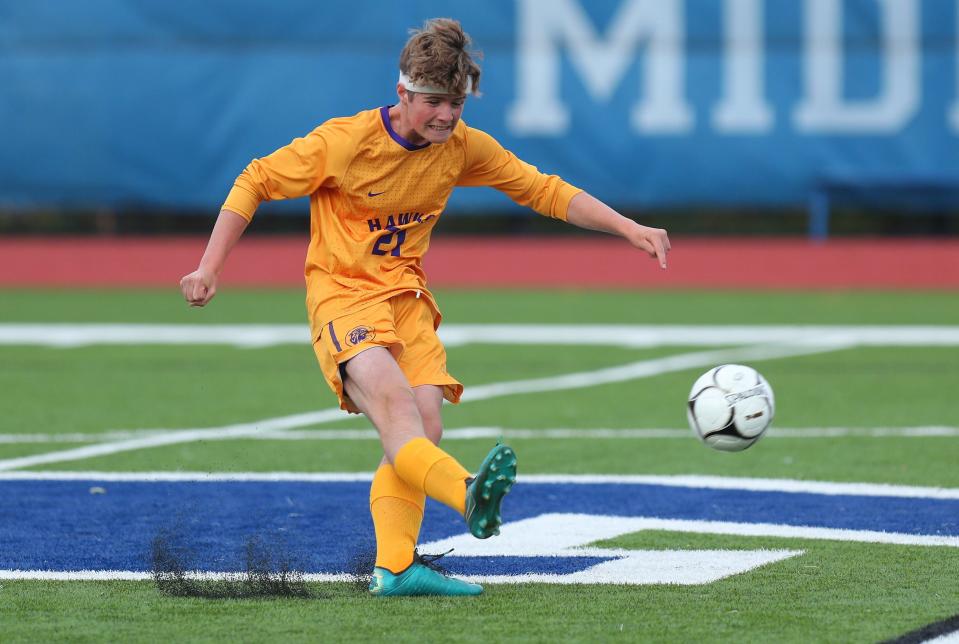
[
  {"left": 394, "top": 437, "right": 471, "bottom": 515},
  {"left": 370, "top": 463, "right": 425, "bottom": 574}
]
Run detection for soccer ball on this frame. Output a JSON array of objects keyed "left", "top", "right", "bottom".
[{"left": 687, "top": 364, "right": 775, "bottom": 452}]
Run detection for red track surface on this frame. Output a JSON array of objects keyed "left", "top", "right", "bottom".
[{"left": 0, "top": 236, "right": 956, "bottom": 289}]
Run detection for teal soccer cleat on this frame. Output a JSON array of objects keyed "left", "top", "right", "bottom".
[
  {"left": 465, "top": 444, "right": 517, "bottom": 539},
  {"left": 368, "top": 554, "right": 482, "bottom": 597}
]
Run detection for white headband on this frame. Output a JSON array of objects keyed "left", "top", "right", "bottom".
[{"left": 398, "top": 71, "right": 472, "bottom": 96}]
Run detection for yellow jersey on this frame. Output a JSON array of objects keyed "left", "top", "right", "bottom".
[{"left": 222, "top": 106, "right": 581, "bottom": 336}]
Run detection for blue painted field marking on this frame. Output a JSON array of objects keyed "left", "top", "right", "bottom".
[{"left": 2, "top": 479, "right": 958, "bottom": 575}]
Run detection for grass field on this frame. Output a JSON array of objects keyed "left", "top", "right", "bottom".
[{"left": 2, "top": 288, "right": 958, "bottom": 643}]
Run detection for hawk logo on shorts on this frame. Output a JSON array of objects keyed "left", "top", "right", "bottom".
[{"left": 345, "top": 326, "right": 375, "bottom": 347}]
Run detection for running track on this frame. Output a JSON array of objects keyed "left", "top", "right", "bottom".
[{"left": 1, "top": 236, "right": 956, "bottom": 288}]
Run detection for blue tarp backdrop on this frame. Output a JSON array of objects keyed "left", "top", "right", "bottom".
[{"left": 2, "top": 0, "right": 959, "bottom": 214}]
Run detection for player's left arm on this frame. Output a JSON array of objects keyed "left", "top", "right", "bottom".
[
  {"left": 459, "top": 126, "right": 669, "bottom": 268},
  {"left": 566, "top": 192, "right": 670, "bottom": 269}
]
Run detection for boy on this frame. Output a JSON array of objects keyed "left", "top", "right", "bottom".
[{"left": 180, "top": 18, "right": 669, "bottom": 597}]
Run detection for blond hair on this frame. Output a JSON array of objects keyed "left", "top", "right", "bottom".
[{"left": 399, "top": 18, "right": 481, "bottom": 96}]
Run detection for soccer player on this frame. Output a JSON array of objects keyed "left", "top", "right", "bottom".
[{"left": 179, "top": 18, "right": 669, "bottom": 597}]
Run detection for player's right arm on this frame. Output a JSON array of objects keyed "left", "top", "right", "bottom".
[
  {"left": 179, "top": 209, "right": 248, "bottom": 307},
  {"left": 179, "top": 121, "right": 350, "bottom": 307},
  {"left": 220, "top": 124, "right": 345, "bottom": 221}
]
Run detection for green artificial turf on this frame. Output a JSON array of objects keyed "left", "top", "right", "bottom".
[{"left": 1, "top": 288, "right": 957, "bottom": 643}]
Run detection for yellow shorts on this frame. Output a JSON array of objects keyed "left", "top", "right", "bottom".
[{"left": 312, "top": 291, "right": 463, "bottom": 413}]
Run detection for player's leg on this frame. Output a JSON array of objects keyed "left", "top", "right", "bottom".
[
  {"left": 314, "top": 295, "right": 514, "bottom": 534},
  {"left": 366, "top": 385, "right": 443, "bottom": 577},
  {"left": 344, "top": 362, "right": 434, "bottom": 580},
  {"left": 311, "top": 301, "right": 481, "bottom": 596},
  {"left": 406, "top": 384, "right": 518, "bottom": 540},
  {"left": 347, "top": 363, "right": 480, "bottom": 597},
  {"left": 410, "top": 386, "right": 517, "bottom": 540},
  {"left": 391, "top": 293, "right": 517, "bottom": 541},
  {"left": 413, "top": 384, "right": 444, "bottom": 445},
  {"left": 314, "top": 301, "right": 477, "bottom": 517},
  {"left": 365, "top": 384, "right": 482, "bottom": 596},
  {"left": 367, "top": 453, "right": 424, "bottom": 573},
  {"left": 341, "top": 348, "right": 443, "bottom": 461},
  {"left": 344, "top": 348, "right": 477, "bottom": 514},
  {"left": 367, "top": 454, "right": 481, "bottom": 597}
]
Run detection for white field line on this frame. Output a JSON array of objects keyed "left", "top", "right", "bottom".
[
  {"left": 926, "top": 634, "right": 959, "bottom": 644},
  {"left": 3, "top": 425, "right": 958, "bottom": 444},
  {"left": 459, "top": 342, "right": 849, "bottom": 403},
  {"left": 458, "top": 519, "right": 959, "bottom": 553},
  {"left": 423, "top": 515, "right": 959, "bottom": 555},
  {"left": 3, "top": 323, "right": 959, "bottom": 348},
  {"left": 0, "top": 342, "right": 842, "bottom": 472},
  {"left": 0, "top": 471, "right": 379, "bottom": 482},
  {"left": 618, "top": 517, "right": 959, "bottom": 548},
  {"left": 0, "top": 431, "right": 166, "bottom": 444},
  {"left": 441, "top": 324, "right": 959, "bottom": 348},
  {"left": 436, "top": 425, "right": 959, "bottom": 440},
  {"left": 0, "top": 324, "right": 310, "bottom": 348},
  {"left": 3, "top": 471, "right": 959, "bottom": 500},
  {"left": 0, "top": 408, "right": 345, "bottom": 472}
]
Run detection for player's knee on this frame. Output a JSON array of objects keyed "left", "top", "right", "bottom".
[
  {"left": 380, "top": 385, "right": 419, "bottom": 417},
  {"left": 421, "top": 411, "right": 443, "bottom": 444}
]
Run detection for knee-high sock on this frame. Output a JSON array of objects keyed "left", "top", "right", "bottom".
[
  {"left": 393, "top": 437, "right": 471, "bottom": 515},
  {"left": 370, "top": 462, "right": 425, "bottom": 574}
]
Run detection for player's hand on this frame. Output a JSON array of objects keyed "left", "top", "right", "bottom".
[
  {"left": 179, "top": 269, "right": 217, "bottom": 307},
  {"left": 628, "top": 224, "right": 671, "bottom": 269}
]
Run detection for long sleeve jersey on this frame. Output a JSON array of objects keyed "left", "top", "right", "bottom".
[{"left": 222, "top": 106, "right": 582, "bottom": 335}]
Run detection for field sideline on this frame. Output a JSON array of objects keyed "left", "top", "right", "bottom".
[{"left": 2, "top": 288, "right": 958, "bottom": 642}]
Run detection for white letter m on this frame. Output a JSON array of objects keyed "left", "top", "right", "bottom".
[{"left": 507, "top": 0, "right": 694, "bottom": 135}]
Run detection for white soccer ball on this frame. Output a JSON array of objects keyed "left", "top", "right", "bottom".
[{"left": 687, "top": 364, "right": 775, "bottom": 452}]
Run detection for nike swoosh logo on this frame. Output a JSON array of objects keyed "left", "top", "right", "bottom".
[{"left": 368, "top": 190, "right": 387, "bottom": 197}]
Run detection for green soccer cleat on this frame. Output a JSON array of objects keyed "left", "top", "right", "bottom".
[
  {"left": 465, "top": 443, "right": 517, "bottom": 539},
  {"left": 368, "top": 562, "right": 483, "bottom": 597}
]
